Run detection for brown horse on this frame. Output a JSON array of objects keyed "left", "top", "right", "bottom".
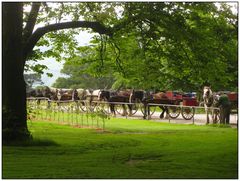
[
  {"left": 142, "top": 91, "right": 180, "bottom": 119},
  {"left": 57, "top": 88, "right": 78, "bottom": 101},
  {"left": 26, "top": 86, "right": 58, "bottom": 108},
  {"left": 99, "top": 89, "right": 133, "bottom": 116}
]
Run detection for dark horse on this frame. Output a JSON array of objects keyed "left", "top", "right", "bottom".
[
  {"left": 142, "top": 91, "right": 181, "bottom": 119},
  {"left": 27, "top": 86, "right": 58, "bottom": 107},
  {"left": 99, "top": 89, "right": 134, "bottom": 116}
]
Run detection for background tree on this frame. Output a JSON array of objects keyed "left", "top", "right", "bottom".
[
  {"left": 24, "top": 73, "right": 43, "bottom": 90},
  {"left": 69, "top": 2, "right": 237, "bottom": 92},
  {"left": 52, "top": 59, "right": 115, "bottom": 89},
  {"left": 109, "top": 2, "right": 238, "bottom": 91}
]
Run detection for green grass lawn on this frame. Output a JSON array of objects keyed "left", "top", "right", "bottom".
[{"left": 3, "top": 117, "right": 238, "bottom": 179}]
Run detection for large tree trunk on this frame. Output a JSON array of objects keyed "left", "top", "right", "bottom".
[
  {"left": 2, "top": 2, "right": 30, "bottom": 143},
  {"left": 2, "top": 2, "right": 113, "bottom": 144}
]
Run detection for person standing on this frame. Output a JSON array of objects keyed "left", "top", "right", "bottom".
[{"left": 216, "top": 93, "right": 231, "bottom": 124}]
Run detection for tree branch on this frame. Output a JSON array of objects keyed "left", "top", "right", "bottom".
[
  {"left": 23, "top": 21, "right": 113, "bottom": 60},
  {"left": 110, "top": 40, "right": 125, "bottom": 76},
  {"left": 23, "top": 2, "right": 41, "bottom": 43}
]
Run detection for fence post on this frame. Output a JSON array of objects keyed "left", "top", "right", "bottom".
[
  {"left": 71, "top": 104, "right": 74, "bottom": 126},
  {"left": 147, "top": 104, "right": 150, "bottom": 120},
  {"left": 75, "top": 104, "right": 78, "bottom": 126},
  {"left": 57, "top": 106, "right": 60, "bottom": 123},
  {"left": 81, "top": 113, "right": 83, "bottom": 127}
]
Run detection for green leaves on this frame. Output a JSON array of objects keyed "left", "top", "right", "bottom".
[
  {"left": 24, "top": 2, "right": 237, "bottom": 92},
  {"left": 30, "top": 64, "right": 48, "bottom": 74},
  {"left": 111, "top": 2, "right": 237, "bottom": 91}
]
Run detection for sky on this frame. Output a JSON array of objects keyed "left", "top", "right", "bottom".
[{"left": 39, "top": 31, "right": 94, "bottom": 86}]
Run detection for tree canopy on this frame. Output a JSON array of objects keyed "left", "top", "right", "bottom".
[{"left": 50, "top": 2, "right": 237, "bottom": 91}]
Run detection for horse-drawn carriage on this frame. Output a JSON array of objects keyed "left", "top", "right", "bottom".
[
  {"left": 144, "top": 91, "right": 199, "bottom": 120},
  {"left": 27, "top": 86, "right": 237, "bottom": 123},
  {"left": 226, "top": 92, "right": 238, "bottom": 113}
]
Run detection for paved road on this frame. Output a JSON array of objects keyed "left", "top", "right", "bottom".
[{"left": 115, "top": 110, "right": 238, "bottom": 126}]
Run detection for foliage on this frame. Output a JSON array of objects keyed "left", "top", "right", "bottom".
[
  {"left": 52, "top": 45, "right": 115, "bottom": 89},
  {"left": 24, "top": 2, "right": 118, "bottom": 76},
  {"left": 23, "top": 2, "right": 240, "bottom": 91},
  {"left": 24, "top": 73, "right": 43, "bottom": 90},
  {"left": 49, "top": 2, "right": 237, "bottom": 91}
]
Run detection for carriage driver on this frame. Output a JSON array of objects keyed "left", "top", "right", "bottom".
[{"left": 216, "top": 92, "right": 231, "bottom": 124}]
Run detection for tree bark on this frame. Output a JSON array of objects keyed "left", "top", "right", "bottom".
[
  {"left": 3, "top": 2, "right": 30, "bottom": 143},
  {"left": 2, "top": 3, "right": 113, "bottom": 143},
  {"left": 23, "top": 2, "right": 41, "bottom": 43}
]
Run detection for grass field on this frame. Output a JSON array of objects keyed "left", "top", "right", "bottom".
[{"left": 3, "top": 117, "right": 238, "bottom": 179}]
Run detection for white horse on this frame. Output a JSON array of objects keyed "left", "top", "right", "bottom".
[
  {"left": 76, "top": 88, "right": 88, "bottom": 100},
  {"left": 203, "top": 86, "right": 219, "bottom": 124},
  {"left": 84, "top": 89, "right": 101, "bottom": 111}
]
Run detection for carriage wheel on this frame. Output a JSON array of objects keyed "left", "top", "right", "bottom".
[
  {"left": 181, "top": 107, "right": 195, "bottom": 120},
  {"left": 140, "top": 104, "right": 145, "bottom": 115},
  {"left": 168, "top": 106, "right": 181, "bottom": 119},
  {"left": 79, "top": 101, "right": 87, "bottom": 112},
  {"left": 139, "top": 104, "right": 156, "bottom": 116},
  {"left": 131, "top": 99, "right": 141, "bottom": 115},
  {"left": 96, "top": 98, "right": 110, "bottom": 114},
  {"left": 130, "top": 104, "right": 138, "bottom": 115},
  {"left": 149, "top": 106, "right": 156, "bottom": 116},
  {"left": 89, "top": 102, "right": 98, "bottom": 112},
  {"left": 115, "top": 104, "right": 125, "bottom": 115},
  {"left": 144, "top": 106, "right": 157, "bottom": 117}
]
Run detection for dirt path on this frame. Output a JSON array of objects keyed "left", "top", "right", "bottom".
[{"left": 115, "top": 110, "right": 238, "bottom": 127}]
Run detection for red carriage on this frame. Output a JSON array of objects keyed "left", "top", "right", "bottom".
[
  {"left": 165, "top": 91, "right": 198, "bottom": 120},
  {"left": 138, "top": 90, "right": 199, "bottom": 120},
  {"left": 226, "top": 92, "right": 238, "bottom": 114}
]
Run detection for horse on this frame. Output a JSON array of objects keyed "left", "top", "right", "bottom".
[
  {"left": 129, "top": 90, "right": 146, "bottom": 103},
  {"left": 76, "top": 88, "right": 88, "bottom": 100},
  {"left": 142, "top": 91, "right": 181, "bottom": 119},
  {"left": 98, "top": 90, "right": 113, "bottom": 101},
  {"left": 113, "top": 89, "right": 134, "bottom": 116},
  {"left": 74, "top": 88, "right": 88, "bottom": 111},
  {"left": 44, "top": 86, "right": 58, "bottom": 100},
  {"left": 26, "top": 88, "right": 37, "bottom": 98},
  {"left": 56, "top": 88, "right": 78, "bottom": 101},
  {"left": 99, "top": 89, "right": 133, "bottom": 116},
  {"left": 31, "top": 87, "right": 45, "bottom": 98},
  {"left": 40, "top": 86, "right": 60, "bottom": 107},
  {"left": 26, "top": 86, "right": 58, "bottom": 107},
  {"left": 26, "top": 87, "right": 42, "bottom": 107},
  {"left": 82, "top": 89, "right": 102, "bottom": 111},
  {"left": 98, "top": 90, "right": 116, "bottom": 113},
  {"left": 202, "top": 86, "right": 219, "bottom": 124}
]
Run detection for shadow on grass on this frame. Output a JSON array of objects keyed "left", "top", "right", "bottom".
[{"left": 4, "top": 138, "right": 59, "bottom": 147}]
